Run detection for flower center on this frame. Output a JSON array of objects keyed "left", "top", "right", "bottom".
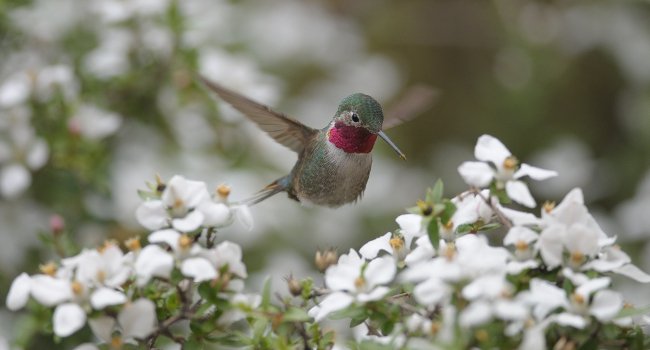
[
  {"left": 389, "top": 236, "right": 405, "bottom": 251},
  {"left": 179, "top": 234, "right": 193, "bottom": 250},
  {"left": 417, "top": 200, "right": 433, "bottom": 216},
  {"left": 543, "top": 201, "right": 556, "bottom": 214},
  {"left": 571, "top": 292, "right": 585, "bottom": 305},
  {"left": 71, "top": 280, "right": 84, "bottom": 295},
  {"left": 39, "top": 262, "right": 57, "bottom": 276},
  {"left": 125, "top": 237, "right": 141, "bottom": 251},
  {"left": 515, "top": 240, "right": 529, "bottom": 252},
  {"left": 570, "top": 251, "right": 585, "bottom": 266},
  {"left": 443, "top": 243, "right": 456, "bottom": 261},
  {"left": 354, "top": 276, "right": 366, "bottom": 290},
  {"left": 430, "top": 322, "right": 440, "bottom": 335},
  {"left": 503, "top": 156, "right": 519, "bottom": 170},
  {"left": 111, "top": 335, "right": 123, "bottom": 349},
  {"left": 97, "top": 269, "right": 106, "bottom": 284}
]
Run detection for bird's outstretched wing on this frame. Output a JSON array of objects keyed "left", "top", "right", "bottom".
[
  {"left": 382, "top": 84, "right": 439, "bottom": 130},
  {"left": 199, "top": 76, "right": 317, "bottom": 153}
]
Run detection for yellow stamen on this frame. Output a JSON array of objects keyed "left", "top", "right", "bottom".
[
  {"left": 39, "top": 262, "right": 57, "bottom": 276},
  {"left": 444, "top": 243, "right": 456, "bottom": 261},
  {"left": 515, "top": 240, "right": 529, "bottom": 252},
  {"left": 110, "top": 335, "right": 123, "bottom": 349},
  {"left": 97, "top": 270, "right": 106, "bottom": 284},
  {"left": 179, "top": 234, "right": 193, "bottom": 250},
  {"left": 570, "top": 251, "right": 585, "bottom": 266},
  {"left": 503, "top": 156, "right": 519, "bottom": 170},
  {"left": 389, "top": 236, "right": 405, "bottom": 251},
  {"left": 354, "top": 276, "right": 366, "bottom": 290},
  {"left": 216, "top": 184, "right": 231, "bottom": 199},
  {"left": 443, "top": 220, "right": 453, "bottom": 230},
  {"left": 571, "top": 292, "right": 585, "bottom": 305},
  {"left": 543, "top": 201, "right": 556, "bottom": 214},
  {"left": 98, "top": 240, "right": 116, "bottom": 254},
  {"left": 71, "top": 281, "right": 84, "bottom": 295},
  {"left": 125, "top": 237, "right": 141, "bottom": 252}
]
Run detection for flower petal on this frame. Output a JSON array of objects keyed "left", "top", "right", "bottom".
[
  {"left": 364, "top": 256, "right": 396, "bottom": 287},
  {"left": 148, "top": 229, "right": 181, "bottom": 250},
  {"left": 135, "top": 201, "right": 168, "bottom": 230},
  {"left": 90, "top": 288, "right": 127, "bottom": 310},
  {"left": 181, "top": 257, "right": 218, "bottom": 282},
  {"left": 53, "top": 303, "right": 87, "bottom": 337},
  {"left": 310, "top": 292, "right": 353, "bottom": 321},
  {"left": 514, "top": 163, "right": 558, "bottom": 180},
  {"left": 613, "top": 264, "right": 650, "bottom": 283},
  {"left": 357, "top": 286, "right": 390, "bottom": 303},
  {"left": 88, "top": 316, "right": 115, "bottom": 343},
  {"left": 134, "top": 245, "right": 174, "bottom": 286},
  {"left": 459, "top": 300, "right": 492, "bottom": 327},
  {"left": 199, "top": 202, "right": 232, "bottom": 227},
  {"left": 590, "top": 290, "right": 623, "bottom": 321},
  {"left": 359, "top": 233, "right": 392, "bottom": 260},
  {"left": 554, "top": 313, "right": 587, "bottom": 329},
  {"left": 506, "top": 180, "right": 536, "bottom": 208},
  {"left": 6, "top": 273, "right": 31, "bottom": 311},
  {"left": 119, "top": 298, "right": 156, "bottom": 339},
  {"left": 458, "top": 161, "right": 494, "bottom": 187},
  {"left": 538, "top": 225, "right": 564, "bottom": 269},
  {"left": 30, "top": 275, "right": 73, "bottom": 306},
  {"left": 474, "top": 135, "right": 511, "bottom": 165},
  {"left": 172, "top": 210, "right": 204, "bottom": 232}
]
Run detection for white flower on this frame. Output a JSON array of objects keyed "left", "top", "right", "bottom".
[
  {"left": 0, "top": 72, "right": 31, "bottom": 108},
  {"left": 536, "top": 188, "right": 635, "bottom": 272},
  {"left": 359, "top": 232, "right": 408, "bottom": 264},
  {"left": 134, "top": 244, "right": 174, "bottom": 286},
  {"left": 458, "top": 135, "right": 557, "bottom": 208},
  {"left": 136, "top": 175, "right": 233, "bottom": 232},
  {"left": 504, "top": 226, "right": 540, "bottom": 274},
  {"left": 89, "top": 298, "right": 157, "bottom": 343},
  {"left": 309, "top": 250, "right": 396, "bottom": 321},
  {"left": 395, "top": 214, "right": 425, "bottom": 247},
  {"left": 68, "top": 104, "right": 122, "bottom": 140}
]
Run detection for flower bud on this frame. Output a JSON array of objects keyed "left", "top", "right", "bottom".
[
  {"left": 315, "top": 248, "right": 338, "bottom": 272},
  {"left": 49, "top": 214, "right": 65, "bottom": 236},
  {"left": 216, "top": 184, "right": 231, "bottom": 200},
  {"left": 285, "top": 274, "right": 302, "bottom": 296}
]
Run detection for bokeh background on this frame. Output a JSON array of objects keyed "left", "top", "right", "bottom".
[{"left": 1, "top": 0, "right": 650, "bottom": 347}]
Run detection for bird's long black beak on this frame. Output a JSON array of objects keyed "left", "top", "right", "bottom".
[{"left": 378, "top": 131, "right": 406, "bottom": 160}]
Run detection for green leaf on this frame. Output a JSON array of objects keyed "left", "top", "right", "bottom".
[
  {"left": 283, "top": 307, "right": 311, "bottom": 322},
  {"left": 427, "top": 218, "right": 440, "bottom": 250},
  {"left": 477, "top": 222, "right": 501, "bottom": 232},
  {"left": 330, "top": 306, "right": 366, "bottom": 320},
  {"left": 433, "top": 179, "right": 444, "bottom": 202},
  {"left": 439, "top": 199, "right": 457, "bottom": 224},
  {"left": 456, "top": 223, "right": 473, "bottom": 234},
  {"left": 358, "top": 340, "right": 395, "bottom": 350},
  {"left": 616, "top": 305, "right": 650, "bottom": 319},
  {"left": 261, "top": 276, "right": 272, "bottom": 311}
]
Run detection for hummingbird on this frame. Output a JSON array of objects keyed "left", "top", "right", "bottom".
[{"left": 200, "top": 77, "right": 435, "bottom": 208}]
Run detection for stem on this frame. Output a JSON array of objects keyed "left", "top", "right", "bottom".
[{"left": 472, "top": 187, "right": 513, "bottom": 229}]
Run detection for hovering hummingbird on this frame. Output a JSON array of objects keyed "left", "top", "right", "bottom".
[{"left": 200, "top": 77, "right": 436, "bottom": 208}]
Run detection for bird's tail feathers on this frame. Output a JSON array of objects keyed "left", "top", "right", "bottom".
[{"left": 238, "top": 176, "right": 289, "bottom": 206}]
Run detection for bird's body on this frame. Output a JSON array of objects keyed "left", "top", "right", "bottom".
[
  {"left": 199, "top": 77, "right": 433, "bottom": 207},
  {"left": 286, "top": 129, "right": 372, "bottom": 206}
]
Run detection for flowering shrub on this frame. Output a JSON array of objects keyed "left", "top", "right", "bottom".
[{"left": 6, "top": 135, "right": 650, "bottom": 349}]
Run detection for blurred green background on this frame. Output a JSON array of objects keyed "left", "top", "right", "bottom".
[{"left": 1, "top": 0, "right": 650, "bottom": 347}]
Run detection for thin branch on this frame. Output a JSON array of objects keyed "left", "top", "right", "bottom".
[{"left": 472, "top": 187, "right": 513, "bottom": 229}]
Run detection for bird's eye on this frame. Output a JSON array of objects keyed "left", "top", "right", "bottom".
[{"left": 351, "top": 112, "right": 360, "bottom": 123}]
